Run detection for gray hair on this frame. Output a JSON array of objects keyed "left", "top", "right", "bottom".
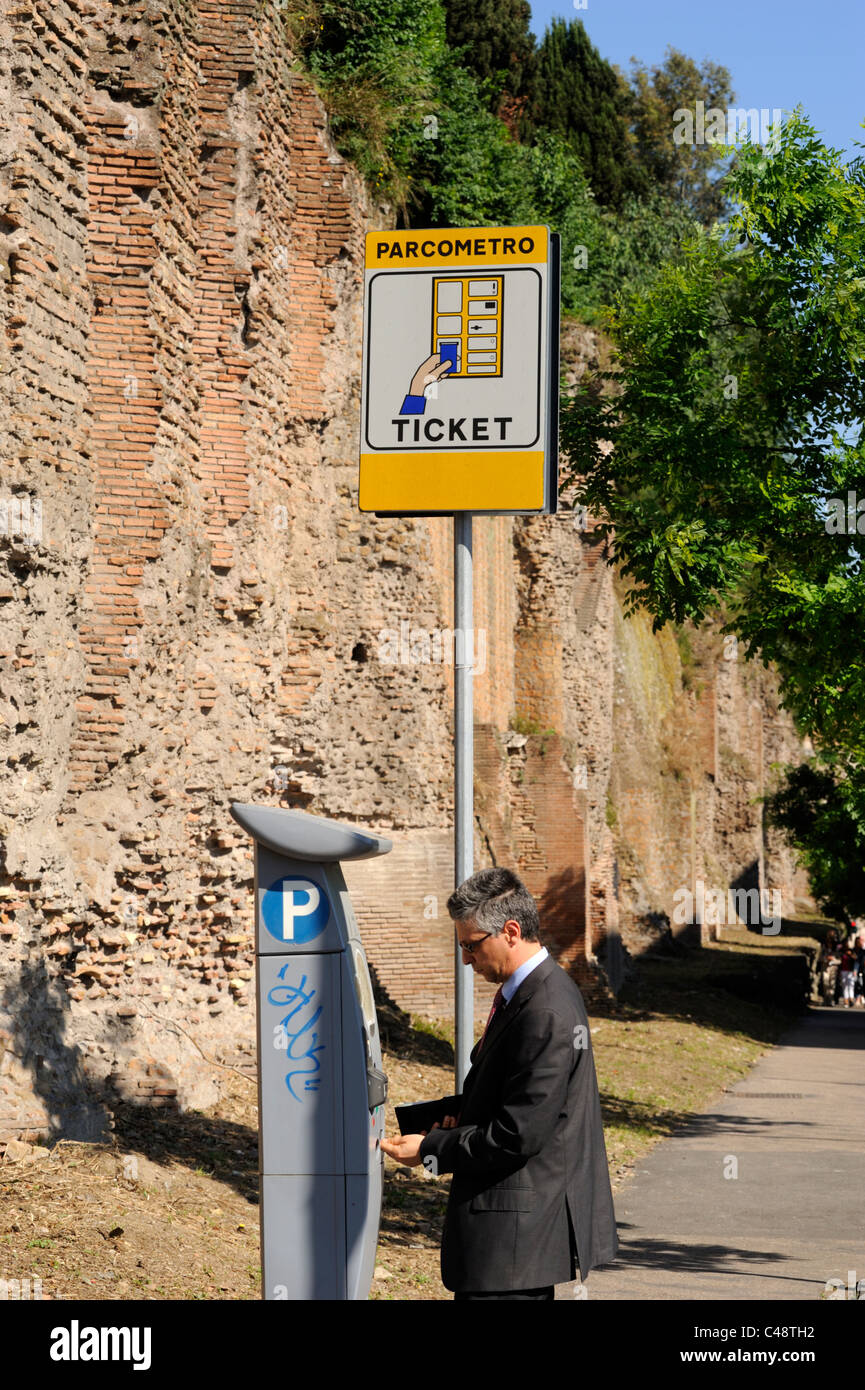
[{"left": 447, "top": 867, "right": 540, "bottom": 941}]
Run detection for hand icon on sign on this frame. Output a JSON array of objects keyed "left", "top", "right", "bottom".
[{"left": 399, "top": 353, "right": 455, "bottom": 416}]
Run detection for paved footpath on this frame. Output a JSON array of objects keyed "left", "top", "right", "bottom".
[{"left": 576, "top": 1005, "right": 865, "bottom": 1301}]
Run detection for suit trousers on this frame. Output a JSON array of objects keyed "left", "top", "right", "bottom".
[{"left": 454, "top": 1286, "right": 554, "bottom": 1300}]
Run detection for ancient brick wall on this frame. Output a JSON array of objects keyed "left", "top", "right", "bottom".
[
  {"left": 609, "top": 608, "right": 811, "bottom": 949},
  {"left": 344, "top": 833, "right": 499, "bottom": 1021},
  {"left": 1, "top": 0, "right": 454, "bottom": 1135},
  {"left": 0, "top": 0, "right": 812, "bottom": 1140}
]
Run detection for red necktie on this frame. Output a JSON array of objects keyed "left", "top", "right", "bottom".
[{"left": 479, "top": 986, "right": 504, "bottom": 1050}]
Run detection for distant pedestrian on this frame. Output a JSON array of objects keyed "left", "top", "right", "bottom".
[
  {"left": 855, "top": 933, "right": 865, "bottom": 1007},
  {"left": 839, "top": 946, "right": 858, "bottom": 1007},
  {"left": 820, "top": 929, "right": 841, "bottom": 1006}
]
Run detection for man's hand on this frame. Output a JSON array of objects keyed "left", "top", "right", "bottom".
[
  {"left": 380, "top": 1133, "right": 425, "bottom": 1166},
  {"left": 379, "top": 1116, "right": 459, "bottom": 1166}
]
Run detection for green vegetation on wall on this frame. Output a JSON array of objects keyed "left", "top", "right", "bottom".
[
  {"left": 284, "top": 3, "right": 865, "bottom": 919},
  {"left": 286, "top": 0, "right": 724, "bottom": 322},
  {"left": 561, "top": 110, "right": 865, "bottom": 917}
]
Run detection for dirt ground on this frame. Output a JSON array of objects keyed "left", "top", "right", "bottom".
[{"left": 0, "top": 926, "right": 821, "bottom": 1301}]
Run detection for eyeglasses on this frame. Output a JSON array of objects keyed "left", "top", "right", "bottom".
[{"left": 459, "top": 933, "right": 491, "bottom": 955}]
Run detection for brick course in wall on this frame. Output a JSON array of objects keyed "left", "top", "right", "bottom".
[{"left": 0, "top": 0, "right": 812, "bottom": 1140}]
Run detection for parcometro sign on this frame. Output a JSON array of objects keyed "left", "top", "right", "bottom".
[{"left": 359, "top": 225, "right": 559, "bottom": 515}]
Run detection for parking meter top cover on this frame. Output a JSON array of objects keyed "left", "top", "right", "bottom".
[{"left": 229, "top": 803, "right": 393, "bottom": 862}]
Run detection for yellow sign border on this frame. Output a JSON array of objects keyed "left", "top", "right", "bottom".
[
  {"left": 359, "top": 451, "right": 544, "bottom": 513},
  {"left": 360, "top": 225, "right": 554, "bottom": 514},
  {"left": 365, "top": 225, "right": 549, "bottom": 270}
]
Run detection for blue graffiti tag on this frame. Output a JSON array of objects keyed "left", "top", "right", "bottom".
[{"left": 267, "top": 964, "right": 326, "bottom": 1101}]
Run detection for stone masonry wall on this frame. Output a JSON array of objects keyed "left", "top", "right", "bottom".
[{"left": 0, "top": 0, "right": 812, "bottom": 1139}]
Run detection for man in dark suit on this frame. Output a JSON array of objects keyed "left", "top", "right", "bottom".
[{"left": 380, "top": 867, "right": 618, "bottom": 1299}]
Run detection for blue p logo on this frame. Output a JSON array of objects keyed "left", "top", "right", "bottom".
[{"left": 262, "top": 877, "right": 330, "bottom": 944}]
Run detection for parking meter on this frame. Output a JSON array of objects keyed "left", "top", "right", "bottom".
[{"left": 229, "top": 802, "right": 392, "bottom": 1300}]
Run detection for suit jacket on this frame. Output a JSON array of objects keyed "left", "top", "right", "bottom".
[{"left": 419, "top": 955, "right": 618, "bottom": 1292}]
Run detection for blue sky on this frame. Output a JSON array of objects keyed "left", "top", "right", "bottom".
[{"left": 528, "top": 0, "right": 865, "bottom": 160}]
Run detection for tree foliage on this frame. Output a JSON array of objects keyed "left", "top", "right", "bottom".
[
  {"left": 530, "top": 18, "right": 646, "bottom": 210},
  {"left": 412, "top": 57, "right": 534, "bottom": 226},
  {"left": 300, "top": 0, "right": 447, "bottom": 210},
  {"left": 625, "top": 47, "right": 736, "bottom": 222},
  {"left": 561, "top": 109, "right": 865, "bottom": 918},
  {"left": 765, "top": 760, "right": 865, "bottom": 921},
  {"left": 441, "top": 0, "right": 535, "bottom": 132},
  {"left": 561, "top": 110, "right": 865, "bottom": 758},
  {"left": 294, "top": 0, "right": 702, "bottom": 316}
]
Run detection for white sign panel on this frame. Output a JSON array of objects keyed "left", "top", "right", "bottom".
[{"left": 359, "top": 226, "right": 559, "bottom": 515}]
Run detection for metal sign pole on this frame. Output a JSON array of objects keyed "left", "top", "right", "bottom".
[
  {"left": 454, "top": 511, "right": 474, "bottom": 1088},
  {"left": 358, "top": 224, "right": 560, "bottom": 1086}
]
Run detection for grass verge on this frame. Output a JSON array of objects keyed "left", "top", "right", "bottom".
[{"left": 0, "top": 921, "right": 819, "bottom": 1301}]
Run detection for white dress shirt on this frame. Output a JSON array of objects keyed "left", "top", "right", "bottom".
[{"left": 501, "top": 945, "right": 548, "bottom": 1005}]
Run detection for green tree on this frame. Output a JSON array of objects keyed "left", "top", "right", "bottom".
[
  {"left": 305, "top": 0, "right": 444, "bottom": 76},
  {"left": 580, "top": 190, "right": 700, "bottom": 322},
  {"left": 297, "top": 0, "right": 532, "bottom": 223},
  {"left": 515, "top": 136, "right": 698, "bottom": 323},
  {"left": 301, "top": 0, "right": 448, "bottom": 211},
  {"left": 765, "top": 760, "right": 865, "bottom": 922},
  {"left": 517, "top": 132, "right": 598, "bottom": 315},
  {"left": 441, "top": 0, "right": 536, "bottom": 133},
  {"left": 531, "top": 18, "right": 646, "bottom": 209},
  {"left": 413, "top": 56, "right": 534, "bottom": 226},
  {"left": 293, "top": 2, "right": 716, "bottom": 310},
  {"left": 625, "top": 47, "right": 735, "bottom": 222},
  {"left": 561, "top": 110, "right": 865, "bottom": 759}
]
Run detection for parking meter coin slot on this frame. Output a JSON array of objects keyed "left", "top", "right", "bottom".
[
  {"left": 360, "top": 1025, "right": 388, "bottom": 1112},
  {"left": 366, "top": 1062, "right": 388, "bottom": 1112}
]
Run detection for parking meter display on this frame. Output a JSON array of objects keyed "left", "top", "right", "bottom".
[{"left": 432, "top": 275, "right": 503, "bottom": 378}]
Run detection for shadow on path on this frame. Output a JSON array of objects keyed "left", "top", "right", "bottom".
[{"left": 596, "top": 1232, "right": 823, "bottom": 1292}]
